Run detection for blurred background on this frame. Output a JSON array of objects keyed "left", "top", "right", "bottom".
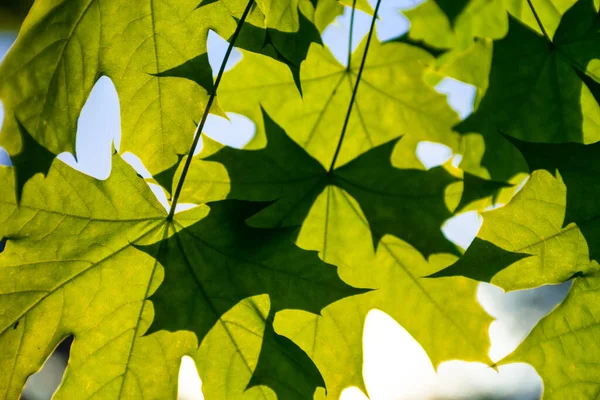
[
  {"left": 0, "top": 1, "right": 572, "bottom": 399},
  {"left": 0, "top": 0, "right": 33, "bottom": 29}
]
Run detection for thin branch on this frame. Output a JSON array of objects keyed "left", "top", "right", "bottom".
[
  {"left": 168, "top": 0, "right": 254, "bottom": 219},
  {"left": 347, "top": 0, "right": 357, "bottom": 70},
  {"left": 526, "top": 0, "right": 551, "bottom": 42},
  {"left": 328, "top": 0, "right": 383, "bottom": 173}
]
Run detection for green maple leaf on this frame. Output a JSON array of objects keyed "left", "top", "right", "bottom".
[
  {"left": 212, "top": 34, "right": 463, "bottom": 171},
  {"left": 0, "top": 153, "right": 193, "bottom": 399},
  {"left": 0, "top": 148, "right": 360, "bottom": 399},
  {"left": 178, "top": 109, "right": 461, "bottom": 257},
  {"left": 0, "top": 0, "right": 238, "bottom": 185},
  {"left": 404, "top": 0, "right": 583, "bottom": 51},
  {"left": 2, "top": 0, "right": 552, "bottom": 398},
  {"left": 0, "top": 0, "right": 328, "bottom": 194},
  {"left": 170, "top": 109, "right": 494, "bottom": 396},
  {"left": 273, "top": 184, "right": 492, "bottom": 398},
  {"left": 197, "top": 0, "right": 323, "bottom": 87},
  {"left": 440, "top": 138, "right": 600, "bottom": 398},
  {"left": 434, "top": 0, "right": 471, "bottom": 24},
  {"left": 193, "top": 294, "right": 327, "bottom": 399},
  {"left": 455, "top": 0, "right": 600, "bottom": 181},
  {"left": 313, "top": 0, "right": 373, "bottom": 32},
  {"left": 437, "top": 132, "right": 600, "bottom": 286},
  {"left": 505, "top": 0, "right": 580, "bottom": 39},
  {"left": 416, "top": 137, "right": 600, "bottom": 399},
  {"left": 435, "top": 169, "right": 593, "bottom": 290},
  {"left": 406, "top": 0, "right": 600, "bottom": 182},
  {"left": 459, "top": 0, "right": 600, "bottom": 144},
  {"left": 404, "top": 0, "right": 507, "bottom": 50}
]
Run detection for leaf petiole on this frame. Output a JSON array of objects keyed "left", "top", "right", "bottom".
[
  {"left": 328, "top": 0, "right": 383, "bottom": 173},
  {"left": 167, "top": 0, "right": 255, "bottom": 220}
]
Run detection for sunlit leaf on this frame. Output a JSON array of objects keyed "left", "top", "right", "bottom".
[{"left": 0, "top": 153, "right": 358, "bottom": 399}]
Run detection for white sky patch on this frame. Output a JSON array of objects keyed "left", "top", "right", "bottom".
[
  {"left": 0, "top": 98, "right": 10, "bottom": 166},
  {"left": 0, "top": 147, "right": 10, "bottom": 166},
  {"left": 451, "top": 154, "right": 463, "bottom": 169},
  {"left": 416, "top": 141, "right": 453, "bottom": 169},
  {"left": 340, "top": 386, "right": 369, "bottom": 400},
  {"left": 121, "top": 152, "right": 152, "bottom": 178},
  {"left": 22, "top": 350, "right": 68, "bottom": 400},
  {"left": 321, "top": 0, "right": 427, "bottom": 67},
  {"left": 362, "top": 309, "right": 437, "bottom": 399},
  {"left": 207, "top": 30, "right": 242, "bottom": 75},
  {"left": 57, "top": 76, "right": 121, "bottom": 180},
  {"left": 178, "top": 356, "right": 203, "bottom": 400},
  {"left": 442, "top": 211, "right": 483, "bottom": 250},
  {"left": 435, "top": 77, "right": 477, "bottom": 120},
  {"left": 322, "top": 6, "right": 372, "bottom": 66},
  {"left": 0, "top": 33, "right": 15, "bottom": 63},
  {"left": 354, "top": 309, "right": 542, "bottom": 400},
  {"left": 148, "top": 183, "right": 171, "bottom": 212},
  {"left": 478, "top": 281, "right": 571, "bottom": 362},
  {"left": 196, "top": 112, "right": 256, "bottom": 155}
]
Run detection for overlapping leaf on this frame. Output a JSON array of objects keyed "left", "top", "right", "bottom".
[
  {"left": 0, "top": 0, "right": 223, "bottom": 184},
  {"left": 0, "top": 153, "right": 190, "bottom": 399},
  {"left": 0, "top": 0, "right": 329, "bottom": 194},
  {"left": 404, "top": 0, "right": 507, "bottom": 50},
  {"left": 404, "top": 0, "right": 583, "bottom": 51},
  {"left": 209, "top": 34, "right": 463, "bottom": 170},
  {"left": 179, "top": 110, "right": 460, "bottom": 257},
  {"left": 194, "top": 294, "right": 326, "bottom": 399},
  {"left": 454, "top": 0, "right": 600, "bottom": 181},
  {"left": 439, "top": 128, "right": 600, "bottom": 287},
  {"left": 274, "top": 182, "right": 492, "bottom": 398},
  {"left": 459, "top": 0, "right": 600, "bottom": 145},
  {"left": 0, "top": 145, "right": 360, "bottom": 399},
  {"left": 5, "top": 0, "right": 588, "bottom": 398},
  {"left": 170, "top": 107, "right": 494, "bottom": 396},
  {"left": 194, "top": 0, "right": 324, "bottom": 86},
  {"left": 429, "top": 8, "right": 600, "bottom": 389}
]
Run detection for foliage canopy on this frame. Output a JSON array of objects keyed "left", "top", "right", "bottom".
[{"left": 1, "top": 0, "right": 600, "bottom": 398}]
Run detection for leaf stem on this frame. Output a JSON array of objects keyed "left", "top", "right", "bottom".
[
  {"left": 168, "top": 0, "right": 254, "bottom": 220},
  {"left": 526, "top": 0, "right": 551, "bottom": 42},
  {"left": 328, "top": 0, "right": 382, "bottom": 173},
  {"left": 346, "top": 0, "right": 357, "bottom": 70}
]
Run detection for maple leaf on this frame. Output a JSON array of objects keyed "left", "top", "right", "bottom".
[
  {"left": 169, "top": 109, "right": 495, "bottom": 398},
  {"left": 0, "top": 148, "right": 360, "bottom": 399},
  {"left": 195, "top": 0, "right": 324, "bottom": 87},
  {"left": 451, "top": 0, "right": 600, "bottom": 182},
  {"left": 434, "top": 170, "right": 593, "bottom": 290},
  {"left": 441, "top": 137, "right": 600, "bottom": 399},
  {"left": 0, "top": 0, "right": 232, "bottom": 185},
  {"left": 505, "top": 0, "right": 580, "bottom": 39},
  {"left": 178, "top": 109, "right": 460, "bottom": 257},
  {"left": 404, "top": 0, "right": 507, "bottom": 50},
  {"left": 404, "top": 0, "right": 582, "bottom": 51},
  {"left": 459, "top": 0, "right": 600, "bottom": 145},
  {"left": 152, "top": 6, "right": 498, "bottom": 394},
  {"left": 437, "top": 129, "right": 600, "bottom": 288},
  {"left": 0, "top": 0, "right": 328, "bottom": 194},
  {"left": 422, "top": 140, "right": 600, "bottom": 400},
  {"left": 272, "top": 185, "right": 492, "bottom": 398},
  {"left": 192, "top": 294, "right": 327, "bottom": 399}
]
